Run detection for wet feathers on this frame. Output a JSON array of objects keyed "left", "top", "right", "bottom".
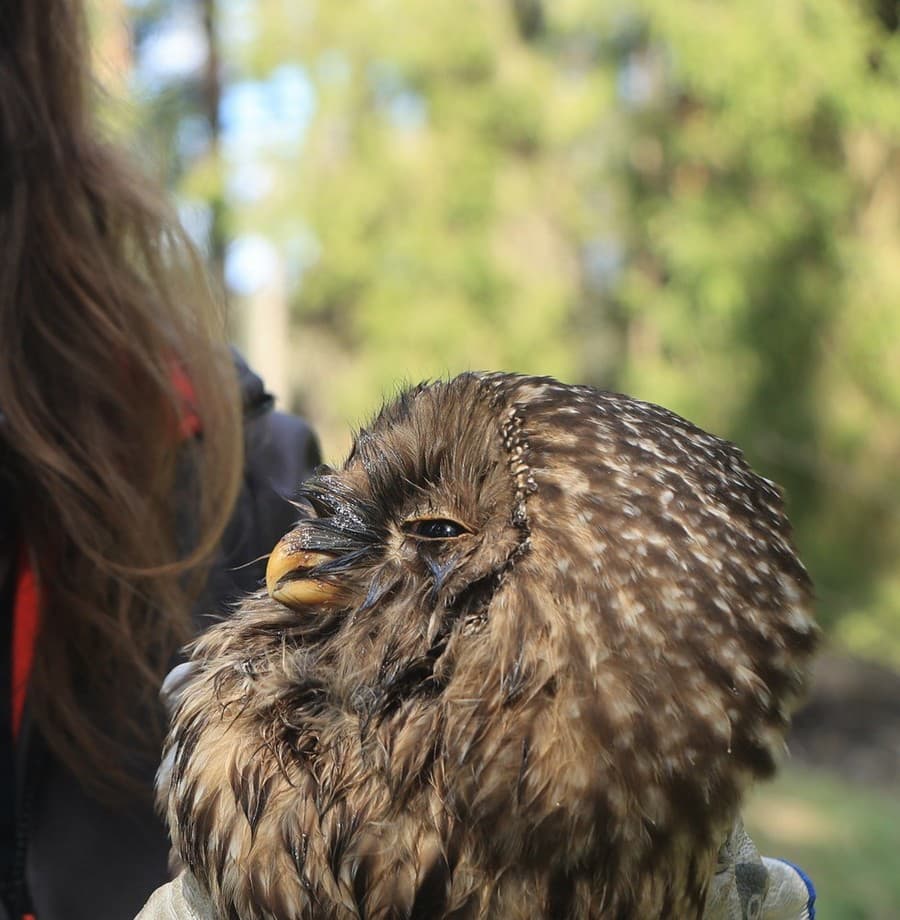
[{"left": 161, "top": 372, "right": 817, "bottom": 919}]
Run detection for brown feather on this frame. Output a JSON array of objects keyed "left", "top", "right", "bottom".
[{"left": 161, "top": 372, "right": 817, "bottom": 919}]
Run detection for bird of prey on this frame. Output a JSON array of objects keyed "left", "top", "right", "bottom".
[{"left": 160, "top": 372, "right": 817, "bottom": 919}]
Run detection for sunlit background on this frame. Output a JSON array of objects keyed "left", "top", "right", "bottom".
[{"left": 90, "top": 2, "right": 900, "bottom": 915}]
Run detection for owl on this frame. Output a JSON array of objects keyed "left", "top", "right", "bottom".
[{"left": 161, "top": 372, "right": 817, "bottom": 919}]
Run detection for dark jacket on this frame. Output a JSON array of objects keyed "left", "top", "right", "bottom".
[{"left": 0, "top": 354, "right": 320, "bottom": 920}]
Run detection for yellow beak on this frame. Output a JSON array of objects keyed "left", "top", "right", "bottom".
[{"left": 265, "top": 529, "right": 342, "bottom": 609}]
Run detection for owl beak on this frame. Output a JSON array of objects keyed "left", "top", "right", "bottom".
[{"left": 266, "top": 530, "right": 342, "bottom": 609}]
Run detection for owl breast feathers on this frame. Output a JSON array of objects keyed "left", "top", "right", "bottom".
[{"left": 162, "top": 372, "right": 817, "bottom": 920}]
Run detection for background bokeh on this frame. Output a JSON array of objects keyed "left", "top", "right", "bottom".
[{"left": 90, "top": 2, "right": 900, "bottom": 915}]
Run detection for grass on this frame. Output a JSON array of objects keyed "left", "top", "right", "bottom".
[{"left": 744, "top": 766, "right": 900, "bottom": 919}]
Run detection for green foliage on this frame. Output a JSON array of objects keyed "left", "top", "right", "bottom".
[
  {"left": 108, "top": 0, "right": 900, "bottom": 663},
  {"left": 223, "top": 1, "right": 617, "bottom": 445},
  {"left": 609, "top": 0, "right": 900, "bottom": 658},
  {"left": 746, "top": 767, "right": 900, "bottom": 919}
]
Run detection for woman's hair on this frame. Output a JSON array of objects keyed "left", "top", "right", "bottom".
[{"left": 0, "top": 0, "right": 243, "bottom": 795}]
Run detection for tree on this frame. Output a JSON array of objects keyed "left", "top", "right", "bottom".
[
  {"left": 609, "top": 0, "right": 900, "bottom": 656},
  {"left": 94, "top": 0, "right": 900, "bottom": 663},
  {"left": 220, "top": 0, "right": 617, "bottom": 450}
]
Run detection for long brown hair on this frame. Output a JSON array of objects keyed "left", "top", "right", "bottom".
[{"left": 0, "top": 0, "right": 242, "bottom": 796}]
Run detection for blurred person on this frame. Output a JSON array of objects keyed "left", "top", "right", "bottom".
[{"left": 0, "top": 1, "right": 319, "bottom": 918}]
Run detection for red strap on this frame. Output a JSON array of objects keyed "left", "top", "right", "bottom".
[
  {"left": 11, "top": 545, "right": 40, "bottom": 740},
  {"left": 170, "top": 363, "right": 202, "bottom": 439}
]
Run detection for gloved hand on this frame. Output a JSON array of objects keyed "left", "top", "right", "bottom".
[
  {"left": 135, "top": 871, "right": 211, "bottom": 920},
  {"left": 706, "top": 818, "right": 816, "bottom": 920},
  {"left": 136, "top": 816, "right": 816, "bottom": 920}
]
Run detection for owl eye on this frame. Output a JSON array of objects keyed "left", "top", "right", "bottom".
[{"left": 403, "top": 518, "right": 470, "bottom": 540}]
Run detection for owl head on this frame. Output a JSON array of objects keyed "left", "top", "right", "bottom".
[{"left": 165, "top": 372, "right": 817, "bottom": 919}]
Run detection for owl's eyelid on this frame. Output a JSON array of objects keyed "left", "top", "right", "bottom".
[{"left": 401, "top": 516, "right": 473, "bottom": 541}]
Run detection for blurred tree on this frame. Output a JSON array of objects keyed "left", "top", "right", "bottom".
[
  {"left": 93, "top": 0, "right": 227, "bottom": 286},
  {"left": 199, "top": 0, "right": 227, "bottom": 293},
  {"left": 608, "top": 0, "right": 900, "bottom": 655},
  {"left": 90, "top": 0, "right": 900, "bottom": 663},
  {"left": 220, "top": 0, "right": 619, "bottom": 449}
]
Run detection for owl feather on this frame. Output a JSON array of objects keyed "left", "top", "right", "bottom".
[{"left": 162, "top": 372, "right": 817, "bottom": 919}]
